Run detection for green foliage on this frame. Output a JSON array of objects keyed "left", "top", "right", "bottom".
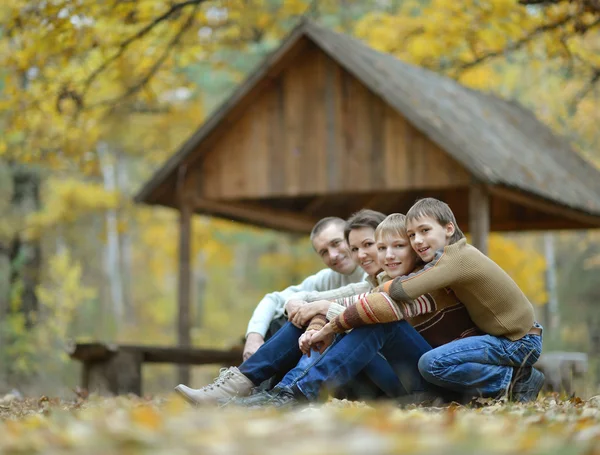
[{"left": 0, "top": 251, "right": 95, "bottom": 386}]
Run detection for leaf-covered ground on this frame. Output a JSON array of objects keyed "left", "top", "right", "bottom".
[{"left": 1, "top": 393, "right": 600, "bottom": 455}]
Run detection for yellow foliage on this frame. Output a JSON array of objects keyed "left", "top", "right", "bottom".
[
  {"left": 3, "top": 249, "right": 96, "bottom": 376},
  {"left": 1, "top": 0, "right": 318, "bottom": 172},
  {"left": 488, "top": 234, "right": 548, "bottom": 305},
  {"left": 25, "top": 178, "right": 120, "bottom": 240}
]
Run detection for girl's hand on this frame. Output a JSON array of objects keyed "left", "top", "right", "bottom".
[
  {"left": 298, "top": 330, "right": 318, "bottom": 355},
  {"left": 309, "top": 323, "right": 335, "bottom": 354}
]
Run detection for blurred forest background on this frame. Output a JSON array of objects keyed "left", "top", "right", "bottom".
[{"left": 0, "top": 0, "right": 599, "bottom": 397}]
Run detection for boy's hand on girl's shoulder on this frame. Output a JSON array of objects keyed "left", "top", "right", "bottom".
[{"left": 309, "top": 323, "right": 335, "bottom": 355}]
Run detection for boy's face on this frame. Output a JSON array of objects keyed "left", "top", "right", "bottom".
[
  {"left": 348, "top": 227, "right": 380, "bottom": 277},
  {"left": 376, "top": 233, "right": 418, "bottom": 279},
  {"left": 406, "top": 215, "right": 455, "bottom": 263},
  {"left": 312, "top": 222, "right": 356, "bottom": 275}
]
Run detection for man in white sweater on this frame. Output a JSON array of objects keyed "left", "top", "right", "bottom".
[{"left": 243, "top": 217, "right": 366, "bottom": 360}]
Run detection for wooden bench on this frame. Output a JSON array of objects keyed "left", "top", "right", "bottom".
[
  {"left": 67, "top": 342, "right": 243, "bottom": 396},
  {"left": 535, "top": 351, "right": 589, "bottom": 396},
  {"left": 68, "top": 343, "right": 589, "bottom": 398}
]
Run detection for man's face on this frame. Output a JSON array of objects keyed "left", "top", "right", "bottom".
[
  {"left": 312, "top": 222, "right": 356, "bottom": 275},
  {"left": 406, "top": 215, "right": 455, "bottom": 263}
]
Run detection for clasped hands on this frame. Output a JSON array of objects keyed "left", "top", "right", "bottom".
[
  {"left": 285, "top": 299, "right": 330, "bottom": 328},
  {"left": 285, "top": 298, "right": 335, "bottom": 356},
  {"left": 298, "top": 324, "right": 335, "bottom": 357}
]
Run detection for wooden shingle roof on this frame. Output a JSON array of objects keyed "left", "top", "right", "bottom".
[
  {"left": 136, "top": 19, "right": 600, "bottom": 219},
  {"left": 302, "top": 21, "right": 600, "bottom": 216}
]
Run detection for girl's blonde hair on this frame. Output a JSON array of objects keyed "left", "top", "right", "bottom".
[{"left": 374, "top": 213, "right": 408, "bottom": 241}]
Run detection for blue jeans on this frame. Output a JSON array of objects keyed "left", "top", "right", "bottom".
[
  {"left": 239, "top": 322, "right": 304, "bottom": 385},
  {"left": 277, "top": 336, "right": 406, "bottom": 398},
  {"left": 291, "top": 321, "right": 434, "bottom": 401},
  {"left": 418, "top": 324, "right": 543, "bottom": 397},
  {"left": 239, "top": 322, "right": 402, "bottom": 397}
]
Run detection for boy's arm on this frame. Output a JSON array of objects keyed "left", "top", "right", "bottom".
[
  {"left": 383, "top": 249, "right": 459, "bottom": 303},
  {"left": 329, "top": 292, "right": 405, "bottom": 333},
  {"left": 325, "top": 291, "right": 371, "bottom": 321},
  {"left": 306, "top": 314, "right": 328, "bottom": 332},
  {"left": 328, "top": 291, "right": 437, "bottom": 333}
]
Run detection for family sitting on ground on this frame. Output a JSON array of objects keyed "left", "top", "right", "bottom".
[{"left": 175, "top": 198, "right": 544, "bottom": 407}]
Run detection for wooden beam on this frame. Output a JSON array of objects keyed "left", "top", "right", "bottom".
[
  {"left": 469, "top": 183, "right": 490, "bottom": 255},
  {"left": 194, "top": 198, "right": 318, "bottom": 233},
  {"left": 303, "top": 196, "right": 329, "bottom": 215},
  {"left": 135, "top": 346, "right": 243, "bottom": 365},
  {"left": 177, "top": 166, "right": 193, "bottom": 385},
  {"left": 488, "top": 185, "right": 600, "bottom": 228}
]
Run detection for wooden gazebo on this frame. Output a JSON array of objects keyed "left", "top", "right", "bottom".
[{"left": 135, "top": 20, "right": 600, "bottom": 383}]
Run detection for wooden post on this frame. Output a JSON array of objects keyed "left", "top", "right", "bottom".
[
  {"left": 469, "top": 183, "right": 490, "bottom": 255},
  {"left": 177, "top": 166, "right": 193, "bottom": 385}
]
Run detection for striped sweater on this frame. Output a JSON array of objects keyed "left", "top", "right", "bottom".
[{"left": 309, "top": 272, "right": 479, "bottom": 348}]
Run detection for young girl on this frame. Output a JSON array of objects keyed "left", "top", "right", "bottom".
[{"left": 311, "top": 198, "right": 543, "bottom": 403}]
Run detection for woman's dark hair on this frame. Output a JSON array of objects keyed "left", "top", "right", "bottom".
[{"left": 344, "top": 209, "right": 387, "bottom": 243}]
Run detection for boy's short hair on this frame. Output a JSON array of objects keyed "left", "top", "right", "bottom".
[
  {"left": 406, "top": 198, "right": 465, "bottom": 244},
  {"left": 343, "top": 209, "right": 387, "bottom": 243},
  {"left": 310, "top": 217, "right": 346, "bottom": 242},
  {"left": 375, "top": 213, "right": 407, "bottom": 241}
]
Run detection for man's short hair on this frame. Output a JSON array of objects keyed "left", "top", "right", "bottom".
[
  {"left": 375, "top": 213, "right": 407, "bottom": 241},
  {"left": 310, "top": 217, "right": 346, "bottom": 242},
  {"left": 343, "top": 209, "right": 387, "bottom": 243},
  {"left": 406, "top": 198, "right": 465, "bottom": 244}
]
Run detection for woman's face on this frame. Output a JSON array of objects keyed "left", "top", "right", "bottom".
[{"left": 348, "top": 227, "right": 381, "bottom": 277}]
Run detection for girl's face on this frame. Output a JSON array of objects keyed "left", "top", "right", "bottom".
[
  {"left": 406, "top": 216, "right": 455, "bottom": 262},
  {"left": 348, "top": 227, "right": 381, "bottom": 277},
  {"left": 376, "top": 232, "right": 418, "bottom": 278}
]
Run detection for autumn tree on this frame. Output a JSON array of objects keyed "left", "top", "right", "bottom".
[{"left": 1, "top": 0, "right": 598, "bottom": 391}]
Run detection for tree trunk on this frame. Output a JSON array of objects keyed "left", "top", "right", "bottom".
[
  {"left": 98, "top": 144, "right": 125, "bottom": 332},
  {"left": 116, "top": 153, "right": 134, "bottom": 324},
  {"left": 9, "top": 165, "right": 42, "bottom": 327}
]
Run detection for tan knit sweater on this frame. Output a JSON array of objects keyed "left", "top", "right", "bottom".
[{"left": 383, "top": 238, "right": 535, "bottom": 341}]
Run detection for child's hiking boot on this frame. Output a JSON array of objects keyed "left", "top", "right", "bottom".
[
  {"left": 232, "top": 386, "right": 305, "bottom": 409},
  {"left": 225, "top": 389, "right": 276, "bottom": 407},
  {"left": 174, "top": 366, "right": 253, "bottom": 405},
  {"left": 509, "top": 367, "right": 545, "bottom": 403}
]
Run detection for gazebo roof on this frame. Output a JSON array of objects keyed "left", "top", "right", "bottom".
[{"left": 135, "top": 19, "right": 600, "bottom": 230}]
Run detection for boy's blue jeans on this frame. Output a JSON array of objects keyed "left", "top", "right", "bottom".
[
  {"left": 418, "top": 324, "right": 543, "bottom": 398},
  {"left": 239, "top": 321, "right": 403, "bottom": 397},
  {"left": 291, "top": 321, "right": 434, "bottom": 400},
  {"left": 277, "top": 339, "right": 407, "bottom": 398},
  {"left": 289, "top": 321, "right": 543, "bottom": 401}
]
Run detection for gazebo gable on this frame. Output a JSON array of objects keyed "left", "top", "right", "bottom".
[{"left": 198, "top": 40, "right": 471, "bottom": 203}]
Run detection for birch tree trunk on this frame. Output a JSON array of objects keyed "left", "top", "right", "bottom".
[
  {"left": 98, "top": 143, "right": 125, "bottom": 332},
  {"left": 116, "top": 153, "right": 134, "bottom": 324}
]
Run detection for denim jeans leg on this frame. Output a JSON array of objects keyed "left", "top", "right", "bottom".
[
  {"left": 361, "top": 352, "right": 407, "bottom": 398},
  {"left": 295, "top": 321, "right": 432, "bottom": 400},
  {"left": 418, "top": 332, "right": 543, "bottom": 398},
  {"left": 239, "top": 321, "right": 304, "bottom": 385},
  {"left": 277, "top": 350, "right": 324, "bottom": 390}
]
